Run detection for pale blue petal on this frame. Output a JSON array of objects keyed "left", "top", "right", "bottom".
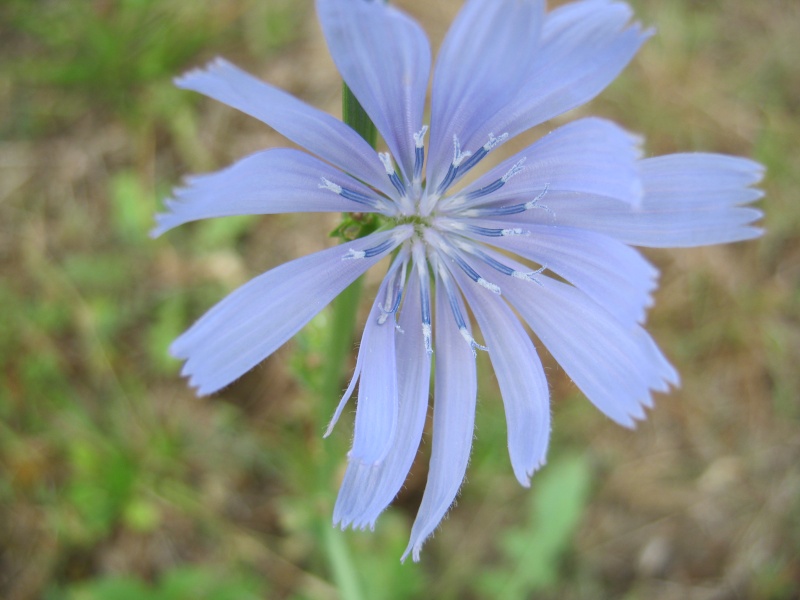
[
  {"left": 427, "top": 0, "right": 545, "bottom": 182},
  {"left": 172, "top": 226, "right": 412, "bottom": 395},
  {"left": 455, "top": 118, "right": 643, "bottom": 208},
  {"left": 470, "top": 221, "right": 657, "bottom": 327},
  {"left": 176, "top": 58, "right": 394, "bottom": 197},
  {"left": 316, "top": 0, "right": 431, "bottom": 181},
  {"left": 470, "top": 0, "right": 649, "bottom": 147},
  {"left": 502, "top": 270, "right": 679, "bottom": 427},
  {"left": 326, "top": 248, "right": 413, "bottom": 437},
  {"left": 402, "top": 274, "right": 477, "bottom": 562},
  {"left": 532, "top": 154, "right": 764, "bottom": 247},
  {"left": 455, "top": 271, "right": 550, "bottom": 486},
  {"left": 152, "top": 149, "right": 387, "bottom": 237},
  {"left": 643, "top": 154, "right": 764, "bottom": 192},
  {"left": 333, "top": 273, "right": 431, "bottom": 529},
  {"left": 349, "top": 282, "right": 399, "bottom": 466}
]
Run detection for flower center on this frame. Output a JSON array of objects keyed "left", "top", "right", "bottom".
[{"left": 392, "top": 214, "right": 431, "bottom": 232}]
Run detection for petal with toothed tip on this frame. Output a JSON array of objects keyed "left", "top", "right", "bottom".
[
  {"left": 333, "top": 273, "right": 431, "bottom": 530},
  {"left": 500, "top": 269, "right": 679, "bottom": 427},
  {"left": 402, "top": 273, "right": 477, "bottom": 563},
  {"left": 519, "top": 154, "right": 764, "bottom": 247}
]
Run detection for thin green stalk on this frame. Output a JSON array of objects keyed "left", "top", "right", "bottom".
[{"left": 342, "top": 82, "right": 377, "bottom": 148}]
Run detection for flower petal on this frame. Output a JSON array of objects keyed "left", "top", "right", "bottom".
[
  {"left": 470, "top": 221, "right": 657, "bottom": 327},
  {"left": 316, "top": 0, "right": 431, "bottom": 181},
  {"left": 333, "top": 272, "right": 431, "bottom": 529},
  {"left": 176, "top": 58, "right": 394, "bottom": 197},
  {"left": 532, "top": 154, "right": 765, "bottom": 247},
  {"left": 455, "top": 117, "right": 643, "bottom": 209},
  {"left": 427, "top": 0, "right": 545, "bottom": 182},
  {"left": 468, "top": 0, "right": 649, "bottom": 148},
  {"left": 502, "top": 270, "right": 678, "bottom": 427},
  {"left": 455, "top": 270, "right": 550, "bottom": 486},
  {"left": 152, "top": 149, "right": 388, "bottom": 237},
  {"left": 172, "top": 226, "right": 412, "bottom": 395},
  {"left": 348, "top": 281, "right": 399, "bottom": 466},
  {"left": 402, "top": 273, "right": 477, "bottom": 562}
]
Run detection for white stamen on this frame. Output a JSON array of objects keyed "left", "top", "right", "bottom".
[
  {"left": 459, "top": 327, "right": 488, "bottom": 356},
  {"left": 502, "top": 157, "right": 527, "bottom": 183},
  {"left": 512, "top": 265, "right": 546, "bottom": 284},
  {"left": 477, "top": 278, "right": 502, "bottom": 295},
  {"left": 414, "top": 125, "right": 429, "bottom": 148},
  {"left": 343, "top": 249, "right": 366, "bottom": 260},
  {"left": 525, "top": 184, "right": 551, "bottom": 209},
  {"left": 422, "top": 323, "right": 433, "bottom": 354},
  {"left": 501, "top": 228, "right": 527, "bottom": 236},
  {"left": 483, "top": 132, "right": 508, "bottom": 152},
  {"left": 379, "top": 152, "right": 395, "bottom": 175},
  {"left": 452, "top": 135, "right": 472, "bottom": 167},
  {"left": 319, "top": 177, "right": 342, "bottom": 194}
]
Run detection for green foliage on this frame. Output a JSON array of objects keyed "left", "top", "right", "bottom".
[
  {"left": 194, "top": 215, "right": 256, "bottom": 250},
  {"left": 63, "top": 436, "right": 139, "bottom": 542},
  {"left": 110, "top": 172, "right": 157, "bottom": 245},
  {"left": 50, "top": 567, "right": 265, "bottom": 600},
  {"left": 477, "top": 455, "right": 593, "bottom": 599},
  {"left": 2, "top": 0, "right": 303, "bottom": 130}
]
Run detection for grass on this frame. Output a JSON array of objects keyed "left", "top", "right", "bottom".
[{"left": 1, "top": 0, "right": 798, "bottom": 598}]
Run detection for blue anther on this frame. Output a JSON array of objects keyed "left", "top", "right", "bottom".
[
  {"left": 364, "top": 239, "right": 395, "bottom": 258},
  {"left": 456, "top": 146, "right": 487, "bottom": 174},
  {"left": 436, "top": 163, "right": 459, "bottom": 195},
  {"left": 463, "top": 177, "right": 506, "bottom": 202},
  {"left": 413, "top": 146, "right": 425, "bottom": 182},
  {"left": 388, "top": 172, "right": 407, "bottom": 197}
]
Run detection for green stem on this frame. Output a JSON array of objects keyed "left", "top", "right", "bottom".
[
  {"left": 318, "top": 83, "right": 378, "bottom": 600},
  {"left": 323, "top": 522, "right": 366, "bottom": 600},
  {"left": 342, "top": 82, "right": 377, "bottom": 148}
]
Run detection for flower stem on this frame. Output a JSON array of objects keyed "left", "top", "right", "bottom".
[
  {"left": 318, "top": 83, "right": 378, "bottom": 600},
  {"left": 342, "top": 82, "right": 377, "bottom": 148}
]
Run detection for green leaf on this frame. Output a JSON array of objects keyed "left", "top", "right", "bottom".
[
  {"left": 478, "top": 454, "right": 593, "bottom": 599},
  {"left": 65, "top": 576, "right": 152, "bottom": 600},
  {"left": 110, "top": 171, "right": 156, "bottom": 244}
]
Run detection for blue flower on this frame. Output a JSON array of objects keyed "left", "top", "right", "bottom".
[{"left": 153, "top": 0, "right": 764, "bottom": 561}]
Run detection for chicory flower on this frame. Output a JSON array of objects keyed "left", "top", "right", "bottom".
[{"left": 153, "top": 0, "right": 764, "bottom": 561}]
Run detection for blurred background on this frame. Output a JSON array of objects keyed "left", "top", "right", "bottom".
[{"left": 1, "top": 0, "right": 798, "bottom": 598}]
